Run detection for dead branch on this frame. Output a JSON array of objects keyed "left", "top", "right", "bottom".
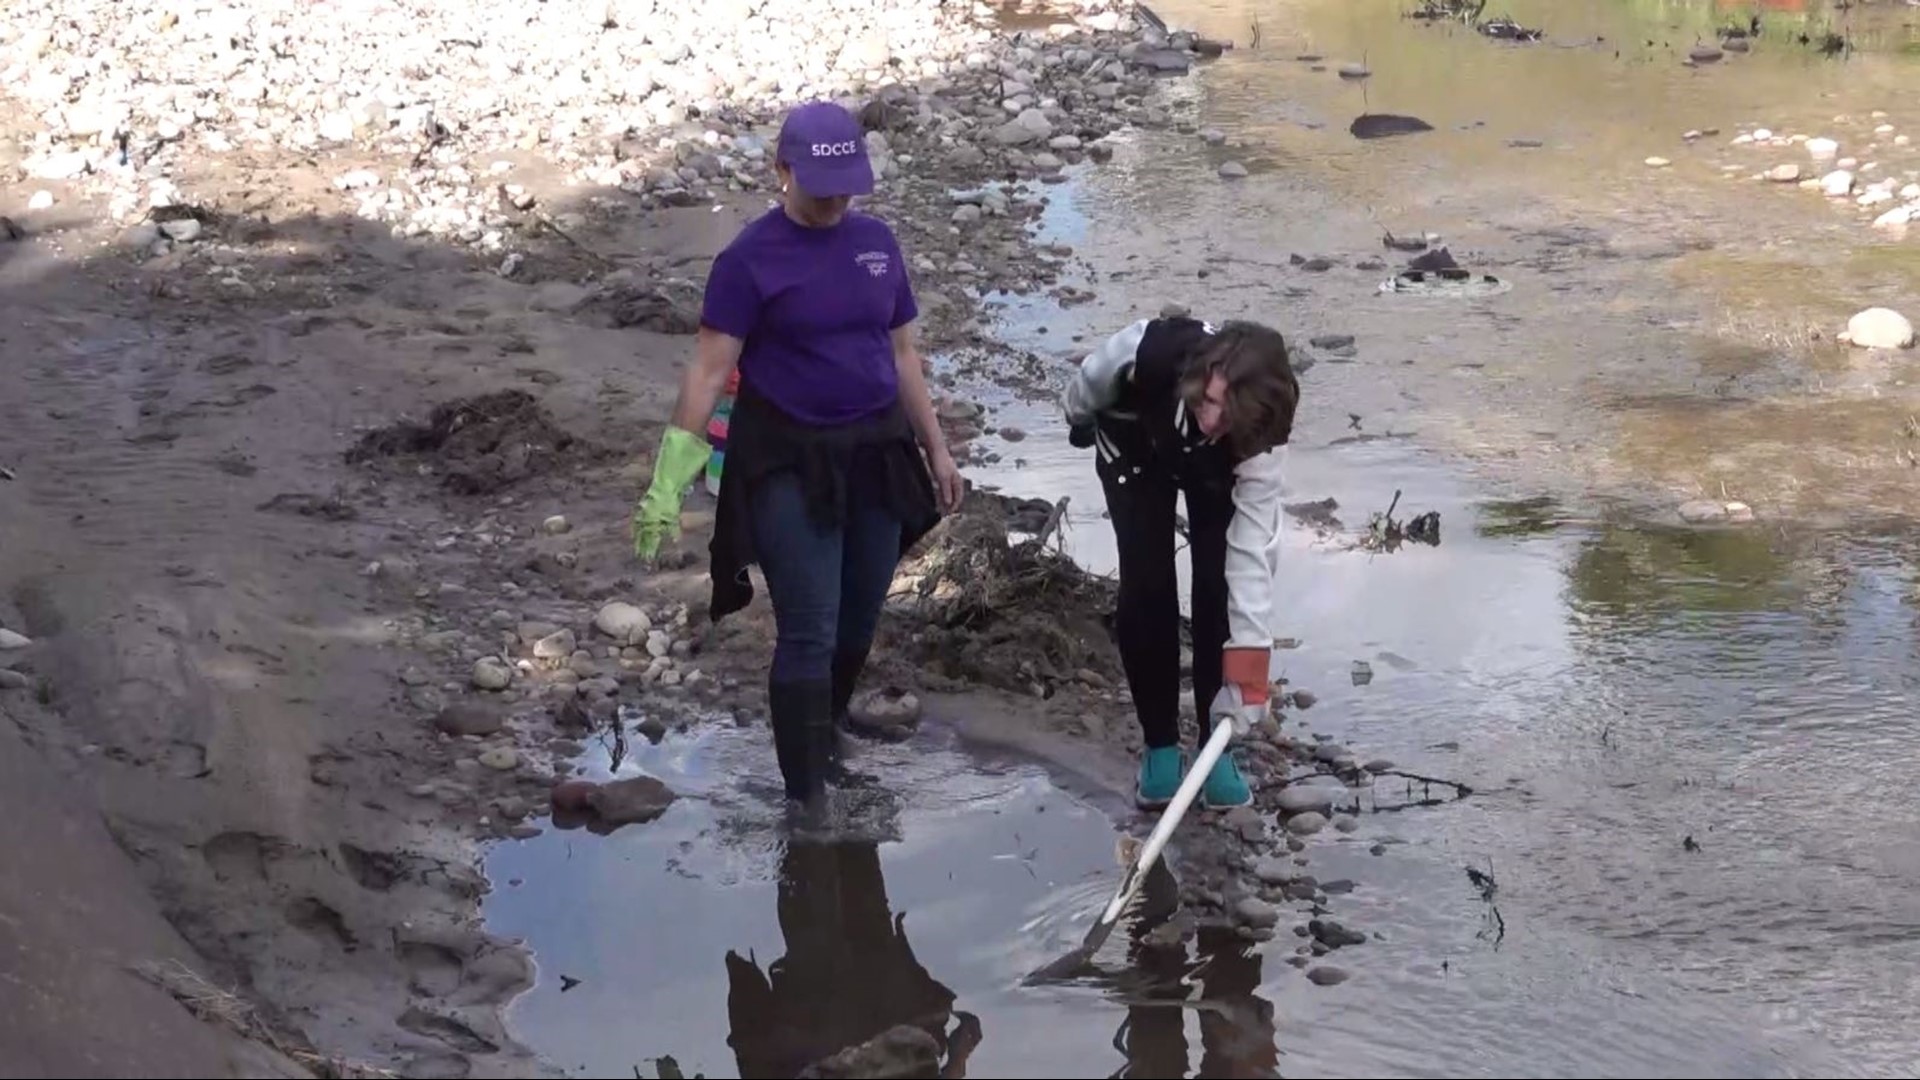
[
  {"left": 134, "top": 960, "right": 399, "bottom": 1078},
  {"left": 1031, "top": 496, "right": 1070, "bottom": 552}
]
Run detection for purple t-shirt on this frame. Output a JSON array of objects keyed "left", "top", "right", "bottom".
[{"left": 700, "top": 208, "right": 919, "bottom": 426}]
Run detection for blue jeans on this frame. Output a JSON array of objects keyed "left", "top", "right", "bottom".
[{"left": 749, "top": 470, "right": 904, "bottom": 684}]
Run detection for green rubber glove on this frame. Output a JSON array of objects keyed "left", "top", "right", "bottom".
[{"left": 632, "top": 426, "right": 711, "bottom": 562}]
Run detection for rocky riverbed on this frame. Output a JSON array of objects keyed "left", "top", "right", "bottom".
[{"left": 0, "top": 0, "right": 1443, "bottom": 1076}]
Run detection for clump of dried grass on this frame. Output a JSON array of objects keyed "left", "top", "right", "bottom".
[{"left": 133, "top": 960, "right": 397, "bottom": 1080}]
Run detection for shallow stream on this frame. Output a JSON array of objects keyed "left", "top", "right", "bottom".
[{"left": 485, "top": 2, "right": 1920, "bottom": 1076}]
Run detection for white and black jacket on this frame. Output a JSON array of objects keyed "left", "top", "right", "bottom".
[{"left": 1063, "top": 316, "right": 1284, "bottom": 662}]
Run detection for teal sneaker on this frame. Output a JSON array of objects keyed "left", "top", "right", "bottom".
[
  {"left": 1202, "top": 752, "right": 1253, "bottom": 810},
  {"left": 1136, "top": 747, "right": 1185, "bottom": 810}
]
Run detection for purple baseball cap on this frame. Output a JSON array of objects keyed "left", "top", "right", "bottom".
[{"left": 776, "top": 101, "right": 874, "bottom": 198}]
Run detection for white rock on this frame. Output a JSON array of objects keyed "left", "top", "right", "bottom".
[
  {"left": 0, "top": 669, "right": 29, "bottom": 691},
  {"left": 1286, "top": 811, "right": 1328, "bottom": 836},
  {"left": 1645, "top": 156, "right": 1671, "bottom": 168},
  {"left": 1859, "top": 188, "right": 1894, "bottom": 207},
  {"left": 30, "top": 151, "right": 90, "bottom": 181},
  {"left": 541, "top": 514, "right": 571, "bottom": 534},
  {"left": 1233, "top": 896, "right": 1281, "bottom": 929},
  {"left": 594, "top": 602, "right": 652, "bottom": 642},
  {"left": 646, "top": 630, "right": 672, "bottom": 658},
  {"left": 1821, "top": 169, "right": 1855, "bottom": 196},
  {"left": 1806, "top": 137, "right": 1839, "bottom": 159},
  {"left": 1873, "top": 206, "right": 1913, "bottom": 229},
  {"left": 1766, "top": 163, "right": 1801, "bottom": 183},
  {"left": 472, "top": 658, "right": 513, "bottom": 690},
  {"left": 479, "top": 747, "right": 520, "bottom": 771},
  {"left": 1219, "top": 161, "right": 1248, "bottom": 179},
  {"left": 1252, "top": 856, "right": 1294, "bottom": 885},
  {"left": 992, "top": 107, "right": 1053, "bottom": 146},
  {"left": 0, "top": 629, "right": 32, "bottom": 650},
  {"left": 1842, "top": 307, "right": 1915, "bottom": 350},
  {"left": 1277, "top": 785, "right": 1341, "bottom": 815},
  {"left": 1753, "top": 128, "right": 1774, "bottom": 140},
  {"left": 27, "top": 190, "right": 53, "bottom": 211},
  {"left": 160, "top": 218, "right": 202, "bottom": 242},
  {"left": 1904, "top": 184, "right": 1920, "bottom": 200},
  {"left": 533, "top": 628, "right": 577, "bottom": 660},
  {"left": 318, "top": 111, "right": 356, "bottom": 142},
  {"left": 1049, "top": 134, "right": 1082, "bottom": 151},
  {"left": 335, "top": 169, "right": 381, "bottom": 191}
]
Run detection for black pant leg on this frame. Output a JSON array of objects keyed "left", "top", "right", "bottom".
[
  {"left": 1097, "top": 433, "right": 1183, "bottom": 750},
  {"left": 1183, "top": 476, "right": 1236, "bottom": 725}
]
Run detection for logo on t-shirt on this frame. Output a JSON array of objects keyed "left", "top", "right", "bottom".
[
  {"left": 812, "top": 141, "right": 861, "bottom": 158},
  {"left": 854, "top": 250, "right": 891, "bottom": 279}
]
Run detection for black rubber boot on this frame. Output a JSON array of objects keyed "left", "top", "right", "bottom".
[{"left": 769, "top": 679, "right": 833, "bottom": 806}]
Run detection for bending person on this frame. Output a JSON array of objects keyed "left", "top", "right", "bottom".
[{"left": 1063, "top": 316, "right": 1298, "bottom": 810}]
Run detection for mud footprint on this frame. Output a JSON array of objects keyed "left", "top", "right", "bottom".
[
  {"left": 398, "top": 1007, "right": 499, "bottom": 1054},
  {"left": 399, "top": 941, "right": 466, "bottom": 998},
  {"left": 286, "top": 896, "right": 356, "bottom": 952},
  {"left": 201, "top": 830, "right": 279, "bottom": 883},
  {"left": 339, "top": 842, "right": 410, "bottom": 891}
]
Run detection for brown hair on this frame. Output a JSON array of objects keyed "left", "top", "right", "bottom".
[{"left": 1179, "top": 320, "right": 1299, "bottom": 458}]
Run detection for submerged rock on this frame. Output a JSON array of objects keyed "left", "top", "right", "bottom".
[
  {"left": 800, "top": 1025, "right": 941, "bottom": 1079},
  {"left": 1310, "top": 919, "right": 1368, "bottom": 948},
  {"left": 1234, "top": 896, "right": 1282, "bottom": 930},
  {"left": 1678, "top": 500, "right": 1755, "bottom": 525},
  {"left": 587, "top": 775, "right": 677, "bottom": 827},
  {"left": 1307, "top": 965, "right": 1352, "bottom": 986},
  {"left": 1350, "top": 114, "right": 1433, "bottom": 140}
]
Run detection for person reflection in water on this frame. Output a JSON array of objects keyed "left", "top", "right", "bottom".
[
  {"left": 725, "top": 839, "right": 982, "bottom": 1078},
  {"left": 1113, "top": 865, "right": 1280, "bottom": 1079}
]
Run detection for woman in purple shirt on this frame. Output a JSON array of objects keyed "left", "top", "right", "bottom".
[{"left": 633, "top": 101, "right": 964, "bottom": 811}]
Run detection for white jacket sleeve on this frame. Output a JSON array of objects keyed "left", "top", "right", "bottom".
[
  {"left": 1063, "top": 318, "right": 1151, "bottom": 425},
  {"left": 1223, "top": 445, "right": 1285, "bottom": 651}
]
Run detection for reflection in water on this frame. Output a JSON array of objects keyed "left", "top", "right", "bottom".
[
  {"left": 724, "top": 838, "right": 980, "bottom": 1078},
  {"left": 1102, "top": 863, "right": 1282, "bottom": 1079}
]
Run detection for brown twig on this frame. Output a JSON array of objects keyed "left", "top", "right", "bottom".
[
  {"left": 1031, "top": 496, "right": 1070, "bottom": 551},
  {"left": 532, "top": 210, "right": 617, "bottom": 269}
]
